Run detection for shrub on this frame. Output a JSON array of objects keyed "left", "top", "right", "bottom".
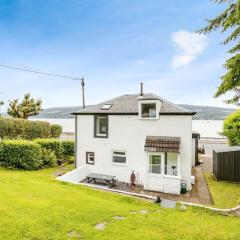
[
  {"left": 1, "top": 140, "right": 42, "bottom": 170},
  {"left": 34, "top": 139, "right": 62, "bottom": 159},
  {"left": 223, "top": 110, "right": 240, "bottom": 145},
  {"left": 61, "top": 140, "right": 75, "bottom": 157},
  {"left": 41, "top": 149, "right": 57, "bottom": 167},
  {"left": 50, "top": 124, "right": 62, "bottom": 138},
  {"left": 0, "top": 118, "right": 15, "bottom": 139},
  {"left": 24, "top": 121, "right": 50, "bottom": 140},
  {"left": 0, "top": 118, "right": 51, "bottom": 140}
]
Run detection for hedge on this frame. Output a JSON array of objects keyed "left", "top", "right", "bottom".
[
  {"left": 50, "top": 124, "right": 62, "bottom": 138},
  {"left": 61, "top": 140, "right": 75, "bottom": 157},
  {"left": 34, "top": 139, "right": 62, "bottom": 159},
  {"left": 0, "top": 140, "right": 42, "bottom": 170},
  {"left": 0, "top": 118, "right": 62, "bottom": 140},
  {"left": 0, "top": 139, "right": 75, "bottom": 170}
]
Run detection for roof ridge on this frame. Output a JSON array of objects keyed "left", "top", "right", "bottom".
[{"left": 158, "top": 96, "right": 190, "bottom": 113}]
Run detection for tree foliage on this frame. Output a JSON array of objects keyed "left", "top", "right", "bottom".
[
  {"left": 8, "top": 93, "right": 42, "bottom": 119},
  {"left": 223, "top": 109, "right": 240, "bottom": 145},
  {"left": 198, "top": 0, "right": 240, "bottom": 104}
]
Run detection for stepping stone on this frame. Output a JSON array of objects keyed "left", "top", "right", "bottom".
[
  {"left": 139, "top": 209, "right": 149, "bottom": 214},
  {"left": 160, "top": 199, "right": 176, "bottom": 209},
  {"left": 95, "top": 222, "right": 106, "bottom": 231},
  {"left": 67, "top": 230, "right": 81, "bottom": 238},
  {"left": 113, "top": 216, "right": 125, "bottom": 220}
]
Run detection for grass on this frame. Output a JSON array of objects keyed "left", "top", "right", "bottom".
[
  {"left": 205, "top": 173, "right": 240, "bottom": 209},
  {"left": 0, "top": 167, "right": 239, "bottom": 240}
]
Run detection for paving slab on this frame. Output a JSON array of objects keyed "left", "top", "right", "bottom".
[{"left": 160, "top": 199, "right": 176, "bottom": 208}]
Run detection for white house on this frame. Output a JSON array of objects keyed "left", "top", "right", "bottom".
[{"left": 70, "top": 92, "right": 196, "bottom": 195}]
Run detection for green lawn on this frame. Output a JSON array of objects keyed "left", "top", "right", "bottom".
[
  {"left": 0, "top": 168, "right": 240, "bottom": 240},
  {"left": 205, "top": 173, "right": 240, "bottom": 209}
]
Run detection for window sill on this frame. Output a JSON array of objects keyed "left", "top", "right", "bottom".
[
  {"left": 163, "top": 175, "right": 181, "bottom": 179},
  {"left": 112, "top": 162, "right": 127, "bottom": 167},
  {"left": 94, "top": 134, "right": 108, "bottom": 138},
  {"left": 147, "top": 173, "right": 181, "bottom": 179},
  {"left": 139, "top": 117, "right": 159, "bottom": 120}
]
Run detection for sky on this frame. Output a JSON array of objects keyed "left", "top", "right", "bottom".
[{"left": 0, "top": 0, "right": 236, "bottom": 110}]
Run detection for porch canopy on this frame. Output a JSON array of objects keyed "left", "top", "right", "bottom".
[{"left": 144, "top": 136, "right": 180, "bottom": 153}]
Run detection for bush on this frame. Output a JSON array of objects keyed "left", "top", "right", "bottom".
[
  {"left": 41, "top": 149, "right": 57, "bottom": 167},
  {"left": 24, "top": 121, "right": 50, "bottom": 140},
  {"left": 50, "top": 124, "right": 62, "bottom": 138},
  {"left": 0, "top": 118, "right": 51, "bottom": 140},
  {"left": 34, "top": 139, "right": 62, "bottom": 159},
  {"left": 61, "top": 140, "right": 75, "bottom": 157},
  {"left": 223, "top": 110, "right": 240, "bottom": 145},
  {"left": 0, "top": 140, "right": 42, "bottom": 170}
]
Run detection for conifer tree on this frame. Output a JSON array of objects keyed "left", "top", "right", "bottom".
[{"left": 199, "top": 0, "right": 240, "bottom": 104}]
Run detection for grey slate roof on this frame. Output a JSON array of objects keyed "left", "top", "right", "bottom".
[{"left": 72, "top": 93, "right": 196, "bottom": 115}]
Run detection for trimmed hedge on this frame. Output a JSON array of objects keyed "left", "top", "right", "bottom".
[
  {"left": 50, "top": 124, "right": 62, "bottom": 138},
  {"left": 34, "top": 139, "right": 62, "bottom": 159},
  {"left": 0, "top": 140, "right": 42, "bottom": 170},
  {"left": 0, "top": 139, "right": 75, "bottom": 170},
  {"left": 0, "top": 118, "right": 62, "bottom": 140}
]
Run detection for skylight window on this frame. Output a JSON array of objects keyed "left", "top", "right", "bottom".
[{"left": 101, "top": 104, "right": 112, "bottom": 110}]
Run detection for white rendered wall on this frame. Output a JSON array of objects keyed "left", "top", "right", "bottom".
[{"left": 76, "top": 114, "right": 193, "bottom": 192}]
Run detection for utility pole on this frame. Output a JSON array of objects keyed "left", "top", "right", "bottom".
[{"left": 81, "top": 77, "right": 85, "bottom": 109}]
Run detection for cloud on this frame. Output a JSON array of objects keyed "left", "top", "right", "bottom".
[{"left": 171, "top": 30, "right": 207, "bottom": 69}]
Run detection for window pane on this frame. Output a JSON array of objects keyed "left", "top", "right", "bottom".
[
  {"left": 112, "top": 151, "right": 126, "bottom": 164},
  {"left": 96, "top": 116, "right": 107, "bottom": 136},
  {"left": 150, "top": 155, "right": 161, "bottom": 164},
  {"left": 150, "top": 164, "right": 161, "bottom": 174},
  {"left": 149, "top": 155, "right": 162, "bottom": 174},
  {"left": 165, "top": 153, "right": 178, "bottom": 176},
  {"left": 141, "top": 103, "right": 156, "bottom": 118},
  {"left": 86, "top": 152, "right": 94, "bottom": 165},
  {"left": 113, "top": 151, "right": 125, "bottom": 155},
  {"left": 113, "top": 156, "right": 126, "bottom": 164}
]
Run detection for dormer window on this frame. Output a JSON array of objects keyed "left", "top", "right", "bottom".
[{"left": 141, "top": 103, "right": 156, "bottom": 118}]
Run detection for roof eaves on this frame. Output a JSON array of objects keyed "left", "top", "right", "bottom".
[{"left": 71, "top": 111, "right": 196, "bottom": 115}]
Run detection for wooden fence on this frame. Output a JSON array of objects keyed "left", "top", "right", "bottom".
[{"left": 213, "top": 149, "right": 240, "bottom": 182}]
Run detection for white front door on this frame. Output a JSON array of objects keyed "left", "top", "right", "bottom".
[{"left": 146, "top": 153, "right": 164, "bottom": 192}]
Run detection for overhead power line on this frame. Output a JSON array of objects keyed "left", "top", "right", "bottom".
[
  {"left": 0, "top": 64, "right": 86, "bottom": 108},
  {"left": 0, "top": 64, "right": 82, "bottom": 81}
]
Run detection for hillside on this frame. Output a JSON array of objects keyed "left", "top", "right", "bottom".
[
  {"left": 179, "top": 104, "right": 236, "bottom": 120},
  {"left": 34, "top": 104, "right": 236, "bottom": 120}
]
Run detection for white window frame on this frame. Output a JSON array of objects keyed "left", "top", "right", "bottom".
[
  {"left": 112, "top": 150, "right": 127, "bottom": 166},
  {"left": 138, "top": 100, "right": 161, "bottom": 120},
  {"left": 164, "top": 153, "right": 181, "bottom": 178},
  {"left": 86, "top": 152, "right": 95, "bottom": 165},
  {"left": 148, "top": 152, "right": 164, "bottom": 174}
]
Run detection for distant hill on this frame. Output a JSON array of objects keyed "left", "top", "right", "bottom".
[
  {"left": 179, "top": 104, "right": 236, "bottom": 120},
  {"left": 35, "top": 106, "right": 82, "bottom": 119},
  {"left": 33, "top": 104, "right": 236, "bottom": 120}
]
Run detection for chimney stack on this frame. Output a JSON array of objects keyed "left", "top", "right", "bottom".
[{"left": 140, "top": 82, "right": 144, "bottom": 96}]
